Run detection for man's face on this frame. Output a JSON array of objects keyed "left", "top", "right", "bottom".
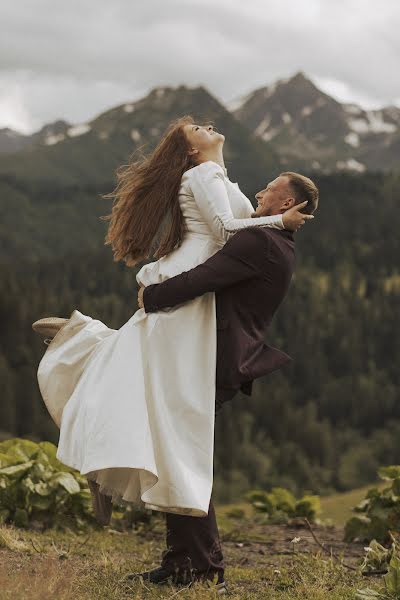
[{"left": 254, "top": 175, "right": 294, "bottom": 217}]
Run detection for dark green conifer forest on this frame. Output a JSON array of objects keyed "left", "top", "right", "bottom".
[{"left": 1, "top": 167, "right": 399, "bottom": 502}]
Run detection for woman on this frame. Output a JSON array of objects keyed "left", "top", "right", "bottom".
[{"left": 34, "top": 116, "right": 306, "bottom": 518}]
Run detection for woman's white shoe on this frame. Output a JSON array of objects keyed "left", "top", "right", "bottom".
[{"left": 32, "top": 317, "right": 69, "bottom": 340}]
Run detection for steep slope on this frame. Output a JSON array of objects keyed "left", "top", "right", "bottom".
[
  {"left": 0, "top": 86, "right": 280, "bottom": 189},
  {"left": 233, "top": 72, "right": 400, "bottom": 172}
]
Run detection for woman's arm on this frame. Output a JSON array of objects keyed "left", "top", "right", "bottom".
[{"left": 188, "top": 161, "right": 284, "bottom": 244}]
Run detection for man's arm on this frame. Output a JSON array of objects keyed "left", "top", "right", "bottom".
[{"left": 143, "top": 228, "right": 269, "bottom": 312}]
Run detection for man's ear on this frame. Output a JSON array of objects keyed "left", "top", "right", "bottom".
[
  {"left": 188, "top": 148, "right": 199, "bottom": 156},
  {"left": 281, "top": 197, "right": 296, "bottom": 210}
]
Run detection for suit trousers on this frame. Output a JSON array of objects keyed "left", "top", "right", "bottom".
[{"left": 160, "top": 387, "right": 238, "bottom": 583}]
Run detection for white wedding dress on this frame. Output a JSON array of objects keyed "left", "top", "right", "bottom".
[{"left": 37, "top": 160, "right": 284, "bottom": 516}]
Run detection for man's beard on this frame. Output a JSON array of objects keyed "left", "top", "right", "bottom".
[{"left": 251, "top": 208, "right": 272, "bottom": 218}]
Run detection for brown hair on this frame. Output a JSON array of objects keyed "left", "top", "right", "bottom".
[
  {"left": 280, "top": 171, "right": 319, "bottom": 214},
  {"left": 100, "top": 115, "right": 196, "bottom": 266}
]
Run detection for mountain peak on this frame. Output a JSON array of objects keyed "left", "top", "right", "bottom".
[
  {"left": 276, "top": 71, "right": 324, "bottom": 97},
  {"left": 288, "top": 71, "right": 310, "bottom": 84}
]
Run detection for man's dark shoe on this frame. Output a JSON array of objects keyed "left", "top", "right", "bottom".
[
  {"left": 125, "top": 566, "right": 173, "bottom": 584},
  {"left": 125, "top": 566, "right": 228, "bottom": 594},
  {"left": 172, "top": 569, "right": 228, "bottom": 594}
]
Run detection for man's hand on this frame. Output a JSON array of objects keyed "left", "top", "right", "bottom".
[
  {"left": 138, "top": 286, "right": 145, "bottom": 309},
  {"left": 282, "top": 201, "right": 315, "bottom": 232}
]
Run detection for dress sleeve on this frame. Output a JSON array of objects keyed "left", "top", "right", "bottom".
[{"left": 187, "top": 161, "right": 284, "bottom": 244}]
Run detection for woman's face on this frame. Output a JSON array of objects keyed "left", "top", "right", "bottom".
[{"left": 183, "top": 123, "right": 225, "bottom": 156}]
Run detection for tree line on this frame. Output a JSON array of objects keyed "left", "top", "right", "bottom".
[{"left": 1, "top": 170, "right": 399, "bottom": 503}]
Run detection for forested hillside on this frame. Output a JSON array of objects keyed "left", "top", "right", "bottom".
[{"left": 1, "top": 169, "right": 399, "bottom": 503}]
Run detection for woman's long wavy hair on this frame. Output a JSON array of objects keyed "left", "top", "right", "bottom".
[{"left": 100, "top": 115, "right": 197, "bottom": 267}]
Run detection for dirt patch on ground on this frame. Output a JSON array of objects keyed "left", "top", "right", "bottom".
[{"left": 220, "top": 519, "right": 365, "bottom": 569}]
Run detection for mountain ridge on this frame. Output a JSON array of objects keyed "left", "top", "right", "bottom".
[
  {"left": 0, "top": 73, "right": 398, "bottom": 174},
  {"left": 232, "top": 72, "right": 400, "bottom": 172}
]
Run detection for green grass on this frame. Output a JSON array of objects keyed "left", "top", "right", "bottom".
[
  {"left": 0, "top": 497, "right": 386, "bottom": 600},
  {"left": 319, "top": 481, "right": 386, "bottom": 526}
]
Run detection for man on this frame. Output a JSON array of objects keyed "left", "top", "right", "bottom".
[{"left": 133, "top": 171, "right": 319, "bottom": 592}]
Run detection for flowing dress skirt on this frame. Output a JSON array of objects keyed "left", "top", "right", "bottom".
[{"left": 37, "top": 232, "right": 219, "bottom": 516}]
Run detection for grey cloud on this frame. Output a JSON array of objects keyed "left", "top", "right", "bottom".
[{"left": 0, "top": 0, "right": 399, "bottom": 132}]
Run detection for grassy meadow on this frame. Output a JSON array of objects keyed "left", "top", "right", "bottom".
[{"left": 0, "top": 487, "right": 386, "bottom": 600}]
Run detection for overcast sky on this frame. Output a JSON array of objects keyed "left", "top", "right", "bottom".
[{"left": 1, "top": 0, "right": 399, "bottom": 134}]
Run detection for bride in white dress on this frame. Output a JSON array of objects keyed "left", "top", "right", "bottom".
[{"left": 36, "top": 116, "right": 305, "bottom": 517}]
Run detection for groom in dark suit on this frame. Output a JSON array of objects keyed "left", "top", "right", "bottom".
[{"left": 132, "top": 171, "right": 319, "bottom": 591}]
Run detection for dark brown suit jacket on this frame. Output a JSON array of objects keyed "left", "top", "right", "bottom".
[{"left": 143, "top": 227, "right": 295, "bottom": 398}]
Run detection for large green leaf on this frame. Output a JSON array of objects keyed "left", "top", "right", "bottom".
[
  {"left": 51, "top": 472, "right": 80, "bottom": 495},
  {"left": 0, "top": 438, "right": 112, "bottom": 528},
  {"left": 0, "top": 439, "right": 22, "bottom": 453},
  {"left": 3, "top": 440, "right": 39, "bottom": 463},
  {"left": 384, "top": 554, "right": 400, "bottom": 594},
  {"left": 378, "top": 466, "right": 400, "bottom": 481},
  {"left": 38, "top": 442, "right": 67, "bottom": 471},
  {"left": 0, "top": 453, "right": 14, "bottom": 468},
  {"left": 30, "top": 462, "right": 48, "bottom": 480},
  {"left": 29, "top": 494, "right": 53, "bottom": 511},
  {"left": 0, "top": 461, "right": 34, "bottom": 479},
  {"left": 33, "top": 481, "right": 52, "bottom": 496}
]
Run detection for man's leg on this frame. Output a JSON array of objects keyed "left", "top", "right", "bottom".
[
  {"left": 160, "top": 497, "right": 225, "bottom": 583},
  {"left": 159, "top": 388, "right": 238, "bottom": 583},
  {"left": 132, "top": 388, "right": 237, "bottom": 585}
]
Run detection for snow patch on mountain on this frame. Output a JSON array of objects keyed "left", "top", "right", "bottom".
[
  {"left": 44, "top": 133, "right": 66, "bottom": 145},
  {"left": 254, "top": 117, "right": 270, "bottom": 136},
  {"left": 366, "top": 111, "right": 397, "bottom": 133},
  {"left": 124, "top": 104, "right": 135, "bottom": 113},
  {"left": 349, "top": 118, "right": 370, "bottom": 134},
  {"left": 345, "top": 132, "right": 360, "bottom": 147},
  {"left": 337, "top": 158, "right": 366, "bottom": 172},
  {"left": 67, "top": 124, "right": 91, "bottom": 137},
  {"left": 130, "top": 129, "right": 141, "bottom": 142},
  {"left": 262, "top": 127, "right": 279, "bottom": 142},
  {"left": 301, "top": 105, "right": 313, "bottom": 117},
  {"left": 345, "top": 104, "right": 362, "bottom": 115},
  {"left": 349, "top": 112, "right": 397, "bottom": 135}
]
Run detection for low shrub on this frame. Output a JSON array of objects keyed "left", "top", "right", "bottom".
[
  {"left": 245, "top": 486, "right": 321, "bottom": 524},
  {"left": 345, "top": 466, "right": 400, "bottom": 544}
]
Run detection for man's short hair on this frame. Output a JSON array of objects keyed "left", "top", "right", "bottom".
[{"left": 280, "top": 171, "right": 319, "bottom": 214}]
